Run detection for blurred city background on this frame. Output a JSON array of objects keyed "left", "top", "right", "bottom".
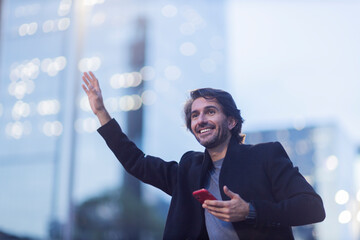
[{"left": 0, "top": 0, "right": 359, "bottom": 239}]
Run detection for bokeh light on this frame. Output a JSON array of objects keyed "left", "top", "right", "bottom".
[
  {"left": 141, "top": 90, "right": 157, "bottom": 106},
  {"left": 78, "top": 57, "right": 101, "bottom": 72},
  {"left": 105, "top": 97, "right": 119, "bottom": 113},
  {"left": 179, "top": 22, "right": 195, "bottom": 35},
  {"left": 119, "top": 95, "right": 142, "bottom": 111},
  {"left": 6, "top": 121, "right": 24, "bottom": 139},
  {"left": 40, "top": 56, "right": 67, "bottom": 76},
  {"left": 326, "top": 155, "right": 338, "bottom": 171},
  {"left": 140, "top": 66, "right": 156, "bottom": 81},
  {"left": 58, "top": 0, "right": 72, "bottom": 16},
  {"left": 335, "top": 190, "right": 349, "bottom": 205},
  {"left": 12, "top": 101, "right": 31, "bottom": 120},
  {"left": 42, "top": 121, "right": 63, "bottom": 137},
  {"left": 5, "top": 121, "right": 32, "bottom": 139},
  {"left": 161, "top": 5, "right": 178, "bottom": 18},
  {"left": 79, "top": 96, "right": 92, "bottom": 112},
  {"left": 58, "top": 17, "right": 70, "bottom": 31},
  {"left": 42, "top": 20, "right": 55, "bottom": 32},
  {"left": 109, "top": 72, "right": 142, "bottom": 89},
  {"left": 83, "top": 0, "right": 105, "bottom": 6},
  {"left": 91, "top": 12, "right": 106, "bottom": 26},
  {"left": 18, "top": 22, "right": 38, "bottom": 36},
  {"left": 37, "top": 100, "right": 61, "bottom": 115},
  {"left": 293, "top": 116, "right": 306, "bottom": 131},
  {"left": 15, "top": 4, "right": 40, "bottom": 18},
  {"left": 180, "top": 42, "right": 197, "bottom": 56},
  {"left": 75, "top": 117, "right": 100, "bottom": 133},
  {"left": 338, "top": 210, "right": 352, "bottom": 224},
  {"left": 182, "top": 7, "right": 206, "bottom": 30}
]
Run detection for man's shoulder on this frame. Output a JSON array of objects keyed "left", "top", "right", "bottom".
[
  {"left": 240, "top": 141, "right": 284, "bottom": 155},
  {"left": 177, "top": 150, "right": 204, "bottom": 167},
  {"left": 246, "top": 141, "right": 282, "bottom": 148},
  {"left": 180, "top": 150, "right": 204, "bottom": 161},
  {"left": 242, "top": 141, "right": 289, "bottom": 161}
]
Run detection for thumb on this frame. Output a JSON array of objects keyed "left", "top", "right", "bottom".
[{"left": 223, "top": 185, "right": 238, "bottom": 199}]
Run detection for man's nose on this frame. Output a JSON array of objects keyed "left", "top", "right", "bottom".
[{"left": 198, "top": 113, "right": 208, "bottom": 125}]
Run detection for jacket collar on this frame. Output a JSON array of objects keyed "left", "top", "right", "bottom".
[{"left": 199, "top": 135, "right": 241, "bottom": 187}]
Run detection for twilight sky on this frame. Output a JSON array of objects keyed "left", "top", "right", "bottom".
[{"left": 227, "top": 0, "right": 360, "bottom": 143}]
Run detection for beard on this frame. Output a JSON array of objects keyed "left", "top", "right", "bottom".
[{"left": 195, "top": 121, "right": 231, "bottom": 149}]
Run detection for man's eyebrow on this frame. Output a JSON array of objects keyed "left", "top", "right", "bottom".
[
  {"left": 191, "top": 105, "right": 219, "bottom": 114},
  {"left": 204, "top": 105, "right": 219, "bottom": 110}
]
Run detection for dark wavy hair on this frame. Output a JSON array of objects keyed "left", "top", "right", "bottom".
[{"left": 184, "top": 88, "right": 245, "bottom": 143}]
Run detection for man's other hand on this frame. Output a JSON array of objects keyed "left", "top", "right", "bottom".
[{"left": 202, "top": 185, "right": 250, "bottom": 222}]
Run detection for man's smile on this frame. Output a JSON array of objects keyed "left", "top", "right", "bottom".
[
  {"left": 197, "top": 126, "right": 215, "bottom": 135},
  {"left": 200, "top": 128, "right": 211, "bottom": 134}
]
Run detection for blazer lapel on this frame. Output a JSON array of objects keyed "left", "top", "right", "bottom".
[
  {"left": 199, "top": 149, "right": 213, "bottom": 189},
  {"left": 219, "top": 136, "right": 249, "bottom": 200}
]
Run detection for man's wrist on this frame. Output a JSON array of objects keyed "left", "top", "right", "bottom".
[
  {"left": 245, "top": 202, "right": 257, "bottom": 224},
  {"left": 96, "top": 109, "right": 111, "bottom": 126}
]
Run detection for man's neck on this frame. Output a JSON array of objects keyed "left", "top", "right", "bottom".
[{"left": 207, "top": 136, "right": 231, "bottom": 162}]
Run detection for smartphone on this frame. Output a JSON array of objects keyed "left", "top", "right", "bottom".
[{"left": 192, "top": 188, "right": 217, "bottom": 204}]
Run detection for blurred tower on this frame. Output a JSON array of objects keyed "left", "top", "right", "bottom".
[
  {"left": 121, "top": 16, "right": 147, "bottom": 240},
  {"left": 124, "top": 16, "right": 146, "bottom": 199}
]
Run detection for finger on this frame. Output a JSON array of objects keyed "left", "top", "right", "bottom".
[
  {"left": 206, "top": 209, "right": 231, "bottom": 222},
  {"left": 85, "top": 71, "right": 100, "bottom": 91},
  {"left": 83, "top": 72, "right": 94, "bottom": 85},
  {"left": 204, "top": 200, "right": 228, "bottom": 208},
  {"left": 81, "top": 84, "right": 89, "bottom": 94},
  {"left": 203, "top": 203, "right": 230, "bottom": 214},
  {"left": 82, "top": 76, "right": 95, "bottom": 93},
  {"left": 224, "top": 186, "right": 238, "bottom": 199},
  {"left": 88, "top": 71, "right": 99, "bottom": 88},
  {"left": 205, "top": 207, "right": 227, "bottom": 215},
  {"left": 82, "top": 75, "right": 90, "bottom": 86}
]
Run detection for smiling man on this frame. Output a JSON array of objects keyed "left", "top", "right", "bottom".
[{"left": 82, "top": 71, "right": 325, "bottom": 239}]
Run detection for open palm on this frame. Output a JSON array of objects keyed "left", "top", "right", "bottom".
[{"left": 81, "top": 71, "right": 111, "bottom": 125}]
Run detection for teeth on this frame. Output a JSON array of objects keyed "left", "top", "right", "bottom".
[{"left": 200, "top": 129, "right": 211, "bottom": 133}]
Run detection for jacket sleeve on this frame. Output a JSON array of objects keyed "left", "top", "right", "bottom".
[
  {"left": 252, "top": 142, "right": 325, "bottom": 228},
  {"left": 97, "top": 118, "right": 178, "bottom": 196}
]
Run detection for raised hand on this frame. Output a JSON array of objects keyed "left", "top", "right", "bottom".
[
  {"left": 202, "top": 186, "right": 250, "bottom": 222},
  {"left": 82, "top": 71, "right": 111, "bottom": 125}
]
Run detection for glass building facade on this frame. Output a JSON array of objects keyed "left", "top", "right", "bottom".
[{"left": 0, "top": 0, "right": 227, "bottom": 238}]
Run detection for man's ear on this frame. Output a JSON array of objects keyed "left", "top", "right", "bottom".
[{"left": 227, "top": 117, "right": 237, "bottom": 130}]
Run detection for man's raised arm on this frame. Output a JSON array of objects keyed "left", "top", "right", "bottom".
[{"left": 81, "top": 71, "right": 111, "bottom": 126}]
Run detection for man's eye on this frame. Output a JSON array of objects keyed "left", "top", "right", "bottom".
[
  {"left": 208, "top": 110, "right": 215, "bottom": 115},
  {"left": 191, "top": 114, "right": 198, "bottom": 119}
]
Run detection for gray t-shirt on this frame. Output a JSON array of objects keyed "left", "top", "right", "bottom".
[{"left": 204, "top": 158, "right": 239, "bottom": 240}]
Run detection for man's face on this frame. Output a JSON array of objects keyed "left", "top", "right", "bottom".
[{"left": 190, "top": 97, "right": 234, "bottom": 149}]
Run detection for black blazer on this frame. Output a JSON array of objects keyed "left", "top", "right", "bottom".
[{"left": 98, "top": 119, "right": 325, "bottom": 239}]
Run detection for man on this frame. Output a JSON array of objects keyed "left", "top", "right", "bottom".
[{"left": 82, "top": 71, "right": 325, "bottom": 239}]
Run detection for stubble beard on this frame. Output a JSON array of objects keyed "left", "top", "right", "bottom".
[{"left": 196, "top": 122, "right": 231, "bottom": 149}]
